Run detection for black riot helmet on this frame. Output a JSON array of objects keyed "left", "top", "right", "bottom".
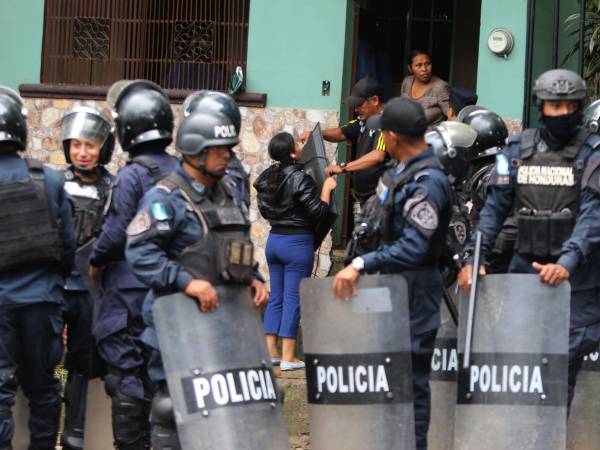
[
  {"left": 106, "top": 80, "right": 173, "bottom": 153},
  {"left": 176, "top": 111, "right": 239, "bottom": 156},
  {"left": 182, "top": 90, "right": 242, "bottom": 134},
  {"left": 61, "top": 106, "right": 115, "bottom": 166},
  {"left": 533, "top": 69, "right": 587, "bottom": 106},
  {"left": 584, "top": 99, "right": 600, "bottom": 133},
  {"left": 456, "top": 104, "right": 488, "bottom": 123},
  {"left": 0, "top": 86, "right": 27, "bottom": 151},
  {"left": 460, "top": 109, "right": 508, "bottom": 162},
  {"left": 425, "top": 121, "right": 477, "bottom": 185}
]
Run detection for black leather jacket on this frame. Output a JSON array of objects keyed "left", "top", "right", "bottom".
[{"left": 254, "top": 163, "right": 329, "bottom": 232}]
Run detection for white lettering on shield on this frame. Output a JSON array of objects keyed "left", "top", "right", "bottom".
[
  {"left": 469, "top": 364, "right": 544, "bottom": 394},
  {"left": 431, "top": 347, "right": 458, "bottom": 373},
  {"left": 192, "top": 368, "right": 276, "bottom": 409},
  {"left": 316, "top": 365, "right": 390, "bottom": 394}
]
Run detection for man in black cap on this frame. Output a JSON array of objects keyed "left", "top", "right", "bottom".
[
  {"left": 447, "top": 87, "right": 478, "bottom": 121},
  {"left": 334, "top": 97, "right": 453, "bottom": 450},
  {"left": 303, "top": 77, "right": 387, "bottom": 213}
]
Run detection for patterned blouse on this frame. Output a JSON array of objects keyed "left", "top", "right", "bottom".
[{"left": 401, "top": 75, "right": 450, "bottom": 128}]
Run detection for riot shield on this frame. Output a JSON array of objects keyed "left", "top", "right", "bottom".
[
  {"left": 300, "top": 274, "right": 415, "bottom": 450},
  {"left": 454, "top": 274, "right": 570, "bottom": 450},
  {"left": 567, "top": 344, "right": 600, "bottom": 450},
  {"left": 428, "top": 287, "right": 459, "bottom": 450},
  {"left": 12, "top": 389, "right": 29, "bottom": 450},
  {"left": 153, "top": 286, "right": 289, "bottom": 450},
  {"left": 83, "top": 379, "right": 113, "bottom": 449},
  {"left": 300, "top": 123, "right": 338, "bottom": 249}
]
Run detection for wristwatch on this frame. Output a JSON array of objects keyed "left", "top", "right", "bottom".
[
  {"left": 339, "top": 162, "right": 347, "bottom": 173},
  {"left": 351, "top": 256, "right": 365, "bottom": 272}
]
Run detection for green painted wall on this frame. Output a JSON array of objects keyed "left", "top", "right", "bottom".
[
  {"left": 246, "top": 0, "right": 351, "bottom": 110},
  {"left": 476, "top": 0, "right": 529, "bottom": 119},
  {"left": 0, "top": 0, "right": 44, "bottom": 90}
]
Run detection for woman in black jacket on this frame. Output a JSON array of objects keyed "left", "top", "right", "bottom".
[{"left": 254, "top": 132, "right": 336, "bottom": 371}]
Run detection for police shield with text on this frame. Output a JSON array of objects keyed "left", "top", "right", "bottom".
[
  {"left": 90, "top": 80, "right": 178, "bottom": 450},
  {"left": 301, "top": 275, "right": 416, "bottom": 450},
  {"left": 125, "top": 111, "right": 280, "bottom": 449},
  {"left": 333, "top": 97, "right": 453, "bottom": 450},
  {"left": 0, "top": 87, "right": 76, "bottom": 450},
  {"left": 458, "top": 69, "right": 600, "bottom": 447}
]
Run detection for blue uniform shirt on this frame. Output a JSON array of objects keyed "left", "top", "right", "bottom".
[
  {"left": 465, "top": 130, "right": 600, "bottom": 327},
  {"left": 0, "top": 153, "right": 76, "bottom": 305}
]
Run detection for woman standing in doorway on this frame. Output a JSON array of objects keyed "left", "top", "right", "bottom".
[
  {"left": 254, "top": 132, "right": 336, "bottom": 371},
  {"left": 401, "top": 49, "right": 450, "bottom": 128}
]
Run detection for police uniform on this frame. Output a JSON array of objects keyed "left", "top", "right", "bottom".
[
  {"left": 0, "top": 87, "right": 76, "bottom": 450},
  {"left": 91, "top": 80, "right": 178, "bottom": 450},
  {"left": 465, "top": 126, "right": 600, "bottom": 406},
  {"left": 350, "top": 97, "right": 454, "bottom": 450},
  {"left": 125, "top": 111, "right": 255, "bottom": 450}
]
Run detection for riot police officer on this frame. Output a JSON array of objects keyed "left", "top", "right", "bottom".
[
  {"left": 89, "top": 80, "right": 178, "bottom": 449},
  {"left": 125, "top": 111, "right": 268, "bottom": 449},
  {"left": 182, "top": 90, "right": 250, "bottom": 207},
  {"left": 460, "top": 108, "right": 515, "bottom": 273},
  {"left": 0, "top": 87, "right": 76, "bottom": 449},
  {"left": 458, "top": 69, "right": 600, "bottom": 408},
  {"left": 60, "top": 106, "right": 115, "bottom": 450},
  {"left": 334, "top": 97, "right": 453, "bottom": 450}
]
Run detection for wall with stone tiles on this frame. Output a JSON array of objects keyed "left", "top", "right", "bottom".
[{"left": 22, "top": 97, "right": 341, "bottom": 280}]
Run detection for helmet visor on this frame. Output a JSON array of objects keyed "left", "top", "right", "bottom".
[
  {"left": 436, "top": 121, "right": 477, "bottom": 149},
  {"left": 61, "top": 110, "right": 112, "bottom": 148}
]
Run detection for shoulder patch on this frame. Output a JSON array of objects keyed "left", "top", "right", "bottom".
[
  {"left": 127, "top": 211, "right": 151, "bottom": 236},
  {"left": 151, "top": 202, "right": 170, "bottom": 221},
  {"left": 496, "top": 154, "right": 510, "bottom": 176},
  {"left": 408, "top": 200, "right": 439, "bottom": 233}
]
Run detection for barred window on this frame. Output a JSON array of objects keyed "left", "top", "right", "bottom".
[{"left": 41, "top": 0, "right": 250, "bottom": 91}]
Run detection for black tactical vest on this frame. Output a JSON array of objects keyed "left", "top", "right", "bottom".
[
  {"left": 0, "top": 159, "right": 63, "bottom": 271},
  {"left": 514, "top": 128, "right": 589, "bottom": 258},
  {"left": 64, "top": 168, "right": 112, "bottom": 248},
  {"left": 346, "top": 157, "right": 449, "bottom": 266},
  {"left": 160, "top": 172, "right": 254, "bottom": 286}
]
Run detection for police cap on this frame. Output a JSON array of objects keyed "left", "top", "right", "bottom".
[
  {"left": 346, "top": 77, "right": 384, "bottom": 108},
  {"left": 371, "top": 97, "right": 428, "bottom": 136}
]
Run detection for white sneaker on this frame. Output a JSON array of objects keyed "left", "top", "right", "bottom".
[{"left": 280, "top": 360, "right": 306, "bottom": 371}]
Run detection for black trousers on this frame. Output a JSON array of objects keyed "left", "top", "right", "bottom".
[{"left": 0, "top": 302, "right": 63, "bottom": 444}]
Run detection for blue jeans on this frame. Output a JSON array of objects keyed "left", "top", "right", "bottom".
[{"left": 264, "top": 233, "right": 314, "bottom": 339}]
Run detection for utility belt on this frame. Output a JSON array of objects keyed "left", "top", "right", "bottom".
[{"left": 515, "top": 207, "right": 575, "bottom": 259}]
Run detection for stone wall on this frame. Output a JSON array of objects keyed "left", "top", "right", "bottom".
[{"left": 22, "top": 97, "right": 340, "bottom": 280}]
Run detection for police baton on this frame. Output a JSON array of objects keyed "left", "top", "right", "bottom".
[{"left": 463, "top": 230, "right": 482, "bottom": 369}]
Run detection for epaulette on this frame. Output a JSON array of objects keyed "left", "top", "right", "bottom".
[{"left": 156, "top": 179, "right": 179, "bottom": 194}]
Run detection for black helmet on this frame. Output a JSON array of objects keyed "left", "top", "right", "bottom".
[
  {"left": 460, "top": 109, "right": 508, "bottom": 162},
  {"left": 0, "top": 86, "right": 27, "bottom": 151},
  {"left": 176, "top": 111, "right": 239, "bottom": 156},
  {"left": 456, "top": 104, "right": 488, "bottom": 123},
  {"left": 584, "top": 99, "right": 600, "bottom": 133},
  {"left": 426, "top": 121, "right": 477, "bottom": 184},
  {"left": 107, "top": 80, "right": 173, "bottom": 152},
  {"left": 61, "top": 106, "right": 115, "bottom": 165},
  {"left": 182, "top": 90, "right": 242, "bottom": 134},
  {"left": 533, "top": 69, "right": 587, "bottom": 106}
]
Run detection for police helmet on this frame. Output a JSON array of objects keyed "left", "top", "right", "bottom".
[
  {"left": 182, "top": 90, "right": 242, "bottom": 134},
  {"left": 584, "top": 99, "right": 600, "bottom": 133},
  {"left": 106, "top": 80, "right": 173, "bottom": 153},
  {"left": 460, "top": 109, "right": 508, "bottom": 162},
  {"left": 61, "top": 106, "right": 115, "bottom": 165},
  {"left": 0, "top": 86, "right": 27, "bottom": 151},
  {"left": 176, "top": 111, "right": 239, "bottom": 156},
  {"left": 456, "top": 104, "right": 488, "bottom": 123},
  {"left": 533, "top": 69, "right": 587, "bottom": 106},
  {"left": 426, "top": 121, "right": 477, "bottom": 184}
]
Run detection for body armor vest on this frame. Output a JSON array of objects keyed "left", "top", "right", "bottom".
[
  {"left": 0, "top": 159, "right": 63, "bottom": 271},
  {"left": 346, "top": 157, "right": 448, "bottom": 266},
  {"left": 160, "top": 172, "right": 253, "bottom": 286},
  {"left": 64, "top": 168, "right": 112, "bottom": 248},
  {"left": 514, "top": 128, "right": 589, "bottom": 258}
]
